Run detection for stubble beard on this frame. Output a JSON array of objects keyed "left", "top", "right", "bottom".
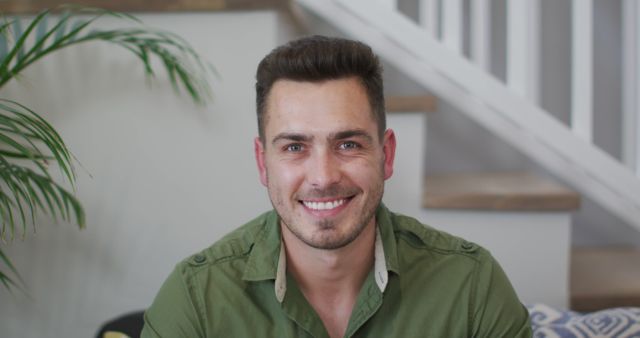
[{"left": 269, "top": 178, "right": 385, "bottom": 251}]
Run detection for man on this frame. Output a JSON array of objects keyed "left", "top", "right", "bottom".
[{"left": 142, "top": 36, "right": 532, "bottom": 338}]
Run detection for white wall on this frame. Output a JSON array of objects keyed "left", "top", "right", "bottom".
[{"left": 0, "top": 11, "right": 279, "bottom": 338}]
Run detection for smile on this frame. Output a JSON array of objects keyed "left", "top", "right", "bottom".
[{"left": 302, "top": 199, "right": 347, "bottom": 211}]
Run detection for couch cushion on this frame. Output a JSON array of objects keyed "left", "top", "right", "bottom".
[{"left": 527, "top": 303, "right": 640, "bottom": 337}]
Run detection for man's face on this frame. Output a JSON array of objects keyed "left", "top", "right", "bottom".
[{"left": 254, "top": 77, "right": 396, "bottom": 250}]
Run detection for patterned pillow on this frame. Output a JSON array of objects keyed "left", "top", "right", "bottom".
[{"left": 527, "top": 303, "right": 640, "bottom": 338}]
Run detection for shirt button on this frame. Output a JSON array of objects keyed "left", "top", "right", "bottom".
[
  {"left": 193, "top": 254, "right": 206, "bottom": 264},
  {"left": 461, "top": 241, "right": 476, "bottom": 251}
]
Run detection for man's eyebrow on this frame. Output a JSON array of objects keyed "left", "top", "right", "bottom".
[
  {"left": 271, "top": 133, "right": 313, "bottom": 145},
  {"left": 330, "top": 129, "right": 374, "bottom": 143}
]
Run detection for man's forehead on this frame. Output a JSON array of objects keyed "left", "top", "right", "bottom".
[
  {"left": 263, "top": 78, "right": 376, "bottom": 131},
  {"left": 266, "top": 77, "right": 368, "bottom": 105}
]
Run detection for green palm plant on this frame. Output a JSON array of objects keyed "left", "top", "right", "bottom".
[{"left": 0, "top": 7, "right": 213, "bottom": 290}]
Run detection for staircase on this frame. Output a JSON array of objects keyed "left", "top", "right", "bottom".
[
  {"left": 296, "top": 0, "right": 640, "bottom": 231},
  {"left": 571, "top": 248, "right": 640, "bottom": 311},
  {"left": 295, "top": 0, "right": 640, "bottom": 309},
  {"left": 377, "top": 93, "right": 575, "bottom": 308}
]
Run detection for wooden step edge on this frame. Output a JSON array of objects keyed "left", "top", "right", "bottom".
[
  {"left": 570, "top": 247, "right": 640, "bottom": 312},
  {"left": 423, "top": 171, "right": 581, "bottom": 211},
  {"left": 0, "top": 0, "right": 289, "bottom": 14},
  {"left": 385, "top": 95, "right": 437, "bottom": 113}
]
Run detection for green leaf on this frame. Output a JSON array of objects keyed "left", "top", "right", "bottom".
[
  {"left": 0, "top": 248, "right": 22, "bottom": 290},
  {"left": 0, "top": 165, "right": 29, "bottom": 236},
  {"left": 0, "top": 5, "right": 214, "bottom": 292},
  {"left": 66, "top": 19, "right": 92, "bottom": 43},
  {"left": 53, "top": 11, "right": 71, "bottom": 43},
  {"left": 0, "top": 10, "right": 50, "bottom": 85},
  {"left": 0, "top": 99, "right": 76, "bottom": 183},
  {"left": 0, "top": 31, "right": 7, "bottom": 61},
  {"left": 34, "top": 15, "right": 48, "bottom": 54},
  {"left": 11, "top": 19, "right": 24, "bottom": 59},
  {"left": 0, "top": 149, "right": 53, "bottom": 160},
  {"left": 0, "top": 189, "right": 17, "bottom": 240}
]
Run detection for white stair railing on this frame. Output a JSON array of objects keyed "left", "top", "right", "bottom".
[
  {"left": 469, "top": 0, "right": 491, "bottom": 71},
  {"left": 441, "top": 0, "right": 463, "bottom": 53},
  {"left": 506, "top": 0, "right": 540, "bottom": 103},
  {"left": 623, "top": 0, "right": 640, "bottom": 175},
  {"left": 296, "top": 0, "right": 640, "bottom": 231},
  {"left": 571, "top": 0, "right": 594, "bottom": 142},
  {"left": 419, "top": 0, "right": 439, "bottom": 39}
]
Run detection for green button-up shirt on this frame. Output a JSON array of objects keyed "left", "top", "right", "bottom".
[{"left": 142, "top": 205, "right": 532, "bottom": 337}]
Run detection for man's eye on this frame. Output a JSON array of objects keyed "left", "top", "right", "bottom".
[
  {"left": 339, "top": 141, "right": 360, "bottom": 150},
  {"left": 285, "top": 144, "right": 304, "bottom": 152}
]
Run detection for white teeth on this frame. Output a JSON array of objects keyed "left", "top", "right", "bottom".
[{"left": 303, "top": 199, "right": 345, "bottom": 211}]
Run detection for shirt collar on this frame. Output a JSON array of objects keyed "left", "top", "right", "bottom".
[
  {"left": 242, "top": 204, "right": 400, "bottom": 303},
  {"left": 242, "top": 210, "right": 281, "bottom": 282}
]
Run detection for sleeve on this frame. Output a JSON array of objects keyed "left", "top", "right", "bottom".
[
  {"left": 469, "top": 250, "right": 533, "bottom": 338},
  {"left": 141, "top": 264, "right": 206, "bottom": 338}
]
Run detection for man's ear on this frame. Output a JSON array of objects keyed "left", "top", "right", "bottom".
[
  {"left": 382, "top": 129, "right": 396, "bottom": 180},
  {"left": 254, "top": 137, "right": 268, "bottom": 186}
]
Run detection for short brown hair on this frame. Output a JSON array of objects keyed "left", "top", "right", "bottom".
[{"left": 255, "top": 35, "right": 385, "bottom": 142}]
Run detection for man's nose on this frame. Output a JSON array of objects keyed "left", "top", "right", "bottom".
[{"left": 307, "top": 149, "right": 341, "bottom": 187}]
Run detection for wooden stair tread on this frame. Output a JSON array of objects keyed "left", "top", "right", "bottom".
[
  {"left": 571, "top": 248, "right": 640, "bottom": 311},
  {"left": 423, "top": 172, "right": 580, "bottom": 211},
  {"left": 0, "top": 0, "right": 288, "bottom": 14},
  {"left": 385, "top": 95, "right": 437, "bottom": 113}
]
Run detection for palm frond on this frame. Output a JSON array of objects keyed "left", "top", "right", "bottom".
[
  {"left": 0, "top": 99, "right": 84, "bottom": 235},
  {"left": 0, "top": 247, "right": 23, "bottom": 290},
  {"left": 0, "top": 7, "right": 214, "bottom": 104},
  {"left": 0, "top": 100, "right": 83, "bottom": 289},
  {"left": 0, "top": 126, "right": 84, "bottom": 289},
  {"left": 0, "top": 99, "right": 75, "bottom": 183},
  {"left": 0, "top": 6, "right": 214, "bottom": 291}
]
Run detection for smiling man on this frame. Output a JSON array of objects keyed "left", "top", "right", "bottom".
[{"left": 142, "top": 36, "right": 532, "bottom": 338}]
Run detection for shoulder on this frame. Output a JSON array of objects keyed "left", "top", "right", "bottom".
[
  {"left": 143, "top": 211, "right": 277, "bottom": 337},
  {"left": 383, "top": 209, "right": 531, "bottom": 336},
  {"left": 177, "top": 210, "right": 273, "bottom": 275},
  {"left": 387, "top": 210, "right": 489, "bottom": 261}
]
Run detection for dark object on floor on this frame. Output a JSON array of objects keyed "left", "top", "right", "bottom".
[{"left": 96, "top": 311, "right": 145, "bottom": 338}]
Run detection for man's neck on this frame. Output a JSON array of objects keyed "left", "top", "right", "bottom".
[
  {"left": 282, "top": 220, "right": 376, "bottom": 294},
  {"left": 281, "top": 220, "right": 376, "bottom": 338}
]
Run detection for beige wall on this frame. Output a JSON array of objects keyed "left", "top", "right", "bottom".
[{"left": 0, "top": 11, "right": 278, "bottom": 337}]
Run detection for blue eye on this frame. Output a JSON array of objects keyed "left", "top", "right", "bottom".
[
  {"left": 339, "top": 141, "right": 359, "bottom": 150},
  {"left": 286, "top": 144, "right": 303, "bottom": 152}
]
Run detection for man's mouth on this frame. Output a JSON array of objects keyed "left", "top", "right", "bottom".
[
  {"left": 299, "top": 196, "right": 354, "bottom": 211},
  {"left": 302, "top": 199, "right": 346, "bottom": 211}
]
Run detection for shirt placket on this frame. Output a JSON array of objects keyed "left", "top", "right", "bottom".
[
  {"left": 280, "top": 273, "right": 331, "bottom": 338},
  {"left": 343, "top": 270, "right": 384, "bottom": 338}
]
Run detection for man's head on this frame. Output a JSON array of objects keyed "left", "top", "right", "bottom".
[
  {"left": 254, "top": 36, "right": 395, "bottom": 251},
  {"left": 255, "top": 35, "right": 386, "bottom": 143}
]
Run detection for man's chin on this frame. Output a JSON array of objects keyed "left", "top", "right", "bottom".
[
  {"left": 300, "top": 233, "right": 354, "bottom": 251},
  {"left": 281, "top": 218, "right": 348, "bottom": 249}
]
